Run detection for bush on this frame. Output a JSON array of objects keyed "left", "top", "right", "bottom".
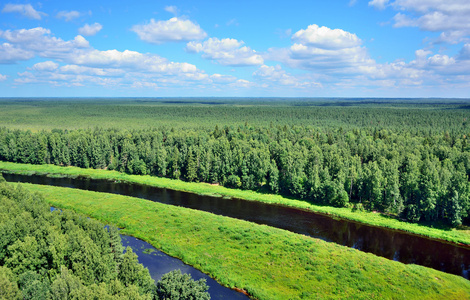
[{"left": 156, "top": 270, "right": 210, "bottom": 300}]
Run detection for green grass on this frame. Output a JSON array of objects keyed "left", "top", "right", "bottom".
[
  {"left": 1, "top": 161, "right": 469, "bottom": 246},
  {"left": 15, "top": 182, "right": 470, "bottom": 300}
]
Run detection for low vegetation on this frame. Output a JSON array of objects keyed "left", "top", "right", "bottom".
[{"left": 18, "top": 181, "right": 470, "bottom": 300}]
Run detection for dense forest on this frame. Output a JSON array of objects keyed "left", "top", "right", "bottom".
[
  {"left": 1, "top": 120, "right": 469, "bottom": 227},
  {"left": 0, "top": 175, "right": 210, "bottom": 299}
]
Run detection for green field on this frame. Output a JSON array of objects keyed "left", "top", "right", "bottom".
[
  {"left": 2, "top": 161, "right": 469, "bottom": 245},
  {"left": 16, "top": 182, "right": 470, "bottom": 300}
]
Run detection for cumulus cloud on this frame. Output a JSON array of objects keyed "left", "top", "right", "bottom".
[
  {"left": 68, "top": 49, "right": 199, "bottom": 74},
  {"left": 131, "top": 17, "right": 207, "bottom": 44},
  {"left": 230, "top": 79, "right": 254, "bottom": 88},
  {"left": 292, "top": 24, "right": 361, "bottom": 49},
  {"left": 262, "top": 23, "right": 468, "bottom": 90},
  {"left": 31, "top": 61, "right": 59, "bottom": 71},
  {"left": 78, "top": 23, "right": 103, "bottom": 36},
  {"left": 0, "top": 27, "right": 89, "bottom": 61},
  {"left": 2, "top": 4, "right": 46, "bottom": 20},
  {"left": 186, "top": 37, "right": 263, "bottom": 66},
  {"left": 253, "top": 64, "right": 320, "bottom": 87},
  {"left": 267, "top": 24, "right": 373, "bottom": 74},
  {"left": 210, "top": 73, "right": 237, "bottom": 83},
  {"left": 385, "top": 0, "right": 470, "bottom": 44},
  {"left": 368, "top": 0, "right": 390, "bottom": 10},
  {"left": 0, "top": 74, "right": 7, "bottom": 81},
  {"left": 459, "top": 43, "right": 470, "bottom": 60},
  {"left": 0, "top": 42, "right": 35, "bottom": 63},
  {"left": 408, "top": 46, "right": 470, "bottom": 75},
  {"left": 56, "top": 10, "right": 81, "bottom": 22},
  {"left": 1, "top": 26, "right": 220, "bottom": 90}
]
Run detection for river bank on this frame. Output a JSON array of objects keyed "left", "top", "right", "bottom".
[
  {"left": 1, "top": 161, "right": 469, "bottom": 246},
  {"left": 14, "top": 182, "right": 470, "bottom": 300}
]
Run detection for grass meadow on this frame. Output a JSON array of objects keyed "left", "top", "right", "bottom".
[{"left": 15, "top": 182, "right": 470, "bottom": 300}]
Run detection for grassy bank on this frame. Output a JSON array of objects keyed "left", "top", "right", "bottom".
[
  {"left": 15, "top": 182, "right": 470, "bottom": 299},
  {"left": 1, "top": 161, "right": 469, "bottom": 245}
]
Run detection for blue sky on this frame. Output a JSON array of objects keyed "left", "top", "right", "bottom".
[{"left": 1, "top": 0, "right": 469, "bottom": 97}]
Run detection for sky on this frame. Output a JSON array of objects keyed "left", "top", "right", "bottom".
[{"left": 0, "top": 0, "right": 470, "bottom": 98}]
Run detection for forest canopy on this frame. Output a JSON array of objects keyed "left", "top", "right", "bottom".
[
  {"left": 1, "top": 121, "right": 469, "bottom": 227},
  {"left": 0, "top": 175, "right": 209, "bottom": 299}
]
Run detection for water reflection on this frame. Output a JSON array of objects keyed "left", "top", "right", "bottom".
[{"left": 5, "top": 172, "right": 470, "bottom": 279}]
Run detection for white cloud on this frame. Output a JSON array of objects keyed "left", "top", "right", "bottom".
[
  {"left": 59, "top": 64, "right": 124, "bottom": 77},
  {"left": 387, "top": 0, "right": 470, "bottom": 44},
  {"left": 56, "top": 10, "right": 81, "bottom": 22},
  {"left": 459, "top": 43, "right": 470, "bottom": 60},
  {"left": 131, "top": 17, "right": 207, "bottom": 44},
  {"left": 253, "top": 64, "right": 320, "bottom": 87},
  {"left": 78, "top": 23, "right": 103, "bottom": 36},
  {"left": 0, "top": 42, "right": 34, "bottom": 63},
  {"left": 0, "top": 28, "right": 89, "bottom": 61},
  {"left": 368, "top": 0, "right": 390, "bottom": 10},
  {"left": 164, "top": 6, "right": 178, "bottom": 15},
  {"left": 267, "top": 25, "right": 373, "bottom": 74},
  {"left": 392, "top": 0, "right": 470, "bottom": 14},
  {"left": 0, "top": 74, "right": 7, "bottom": 81},
  {"left": 408, "top": 46, "right": 470, "bottom": 75},
  {"left": 31, "top": 61, "right": 59, "bottom": 71},
  {"left": 2, "top": 4, "right": 46, "bottom": 20},
  {"left": 231, "top": 79, "right": 254, "bottom": 88},
  {"left": 68, "top": 49, "right": 199, "bottom": 74},
  {"left": 264, "top": 23, "right": 460, "bottom": 89},
  {"left": 292, "top": 24, "right": 361, "bottom": 50},
  {"left": 132, "top": 81, "right": 159, "bottom": 89},
  {"left": 186, "top": 37, "right": 263, "bottom": 66},
  {"left": 209, "top": 73, "right": 237, "bottom": 83}
]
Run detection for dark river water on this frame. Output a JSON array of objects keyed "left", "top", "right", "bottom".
[
  {"left": 49, "top": 207, "right": 247, "bottom": 299},
  {"left": 4, "top": 172, "right": 470, "bottom": 280},
  {"left": 120, "top": 235, "right": 248, "bottom": 299}
]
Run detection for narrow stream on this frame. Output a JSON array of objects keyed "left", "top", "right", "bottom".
[
  {"left": 121, "top": 235, "right": 249, "bottom": 299},
  {"left": 5, "top": 172, "right": 470, "bottom": 280},
  {"left": 49, "top": 207, "right": 248, "bottom": 299}
]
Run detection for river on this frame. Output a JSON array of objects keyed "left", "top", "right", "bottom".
[{"left": 4, "top": 172, "right": 469, "bottom": 280}]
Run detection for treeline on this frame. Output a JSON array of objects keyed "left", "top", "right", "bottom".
[
  {"left": 0, "top": 176, "right": 210, "bottom": 299},
  {"left": 0, "top": 125, "right": 469, "bottom": 227}
]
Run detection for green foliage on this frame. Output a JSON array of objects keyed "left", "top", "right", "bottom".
[
  {"left": 0, "top": 266, "right": 21, "bottom": 300},
  {"left": 2, "top": 121, "right": 470, "bottom": 226},
  {"left": 2, "top": 99, "right": 470, "bottom": 227},
  {"left": 118, "top": 247, "right": 155, "bottom": 295},
  {"left": 0, "top": 180, "right": 156, "bottom": 299},
  {"left": 21, "top": 182, "right": 470, "bottom": 300},
  {"left": 156, "top": 270, "right": 209, "bottom": 300},
  {"left": 18, "top": 271, "right": 50, "bottom": 300}
]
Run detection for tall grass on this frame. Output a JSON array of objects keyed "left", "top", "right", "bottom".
[
  {"left": 16, "top": 182, "right": 470, "bottom": 300},
  {"left": 2, "top": 161, "right": 469, "bottom": 245}
]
